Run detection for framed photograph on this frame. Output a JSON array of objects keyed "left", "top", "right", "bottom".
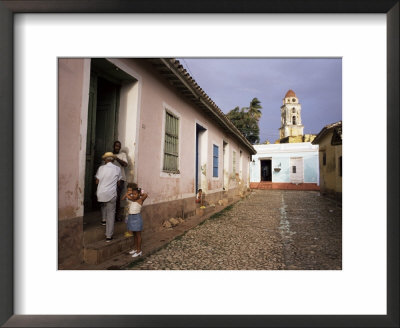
[{"left": 1, "top": 1, "right": 398, "bottom": 327}]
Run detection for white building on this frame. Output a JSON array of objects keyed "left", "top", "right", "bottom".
[{"left": 250, "top": 143, "right": 320, "bottom": 190}]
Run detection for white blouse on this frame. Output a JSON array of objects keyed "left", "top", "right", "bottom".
[{"left": 128, "top": 201, "right": 142, "bottom": 214}]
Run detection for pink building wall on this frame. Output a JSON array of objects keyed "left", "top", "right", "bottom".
[
  {"left": 58, "top": 58, "right": 90, "bottom": 267},
  {"left": 58, "top": 58, "right": 88, "bottom": 220},
  {"left": 58, "top": 58, "right": 252, "bottom": 266},
  {"left": 110, "top": 58, "right": 251, "bottom": 205}
]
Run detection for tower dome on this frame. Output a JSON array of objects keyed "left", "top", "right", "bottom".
[{"left": 285, "top": 89, "right": 296, "bottom": 98}]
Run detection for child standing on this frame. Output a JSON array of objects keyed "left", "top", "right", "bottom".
[
  {"left": 195, "top": 189, "right": 203, "bottom": 205},
  {"left": 123, "top": 184, "right": 135, "bottom": 237},
  {"left": 122, "top": 187, "right": 148, "bottom": 257}
]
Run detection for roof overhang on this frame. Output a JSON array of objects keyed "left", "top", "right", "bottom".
[
  {"left": 312, "top": 121, "right": 342, "bottom": 145},
  {"left": 147, "top": 58, "right": 256, "bottom": 155}
]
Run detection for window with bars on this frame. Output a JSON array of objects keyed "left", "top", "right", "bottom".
[
  {"left": 292, "top": 166, "right": 296, "bottom": 173},
  {"left": 323, "top": 152, "right": 326, "bottom": 166},
  {"left": 163, "top": 111, "right": 179, "bottom": 173},
  {"left": 213, "top": 145, "right": 219, "bottom": 177}
]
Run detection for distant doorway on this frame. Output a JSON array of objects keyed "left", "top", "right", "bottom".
[{"left": 260, "top": 159, "right": 272, "bottom": 182}]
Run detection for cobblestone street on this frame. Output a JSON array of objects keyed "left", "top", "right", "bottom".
[{"left": 129, "top": 190, "right": 342, "bottom": 270}]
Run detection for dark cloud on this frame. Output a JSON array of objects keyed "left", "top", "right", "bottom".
[{"left": 179, "top": 58, "right": 342, "bottom": 143}]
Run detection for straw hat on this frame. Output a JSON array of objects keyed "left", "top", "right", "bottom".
[{"left": 102, "top": 152, "right": 116, "bottom": 160}]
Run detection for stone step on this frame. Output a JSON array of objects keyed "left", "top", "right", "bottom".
[
  {"left": 84, "top": 220, "right": 128, "bottom": 244},
  {"left": 84, "top": 233, "right": 135, "bottom": 265},
  {"left": 259, "top": 185, "right": 272, "bottom": 190},
  {"left": 256, "top": 182, "right": 273, "bottom": 190}
]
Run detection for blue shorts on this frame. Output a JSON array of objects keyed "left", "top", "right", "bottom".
[{"left": 127, "top": 213, "right": 143, "bottom": 232}]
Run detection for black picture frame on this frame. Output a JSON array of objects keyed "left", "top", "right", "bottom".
[{"left": 0, "top": 1, "right": 398, "bottom": 327}]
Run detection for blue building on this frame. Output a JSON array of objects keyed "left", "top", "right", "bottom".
[{"left": 250, "top": 143, "right": 320, "bottom": 190}]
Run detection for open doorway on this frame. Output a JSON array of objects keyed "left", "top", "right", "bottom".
[
  {"left": 195, "top": 123, "right": 207, "bottom": 193},
  {"left": 83, "top": 58, "right": 137, "bottom": 213},
  {"left": 223, "top": 141, "right": 229, "bottom": 190},
  {"left": 84, "top": 74, "right": 120, "bottom": 212},
  {"left": 260, "top": 159, "right": 272, "bottom": 182}
]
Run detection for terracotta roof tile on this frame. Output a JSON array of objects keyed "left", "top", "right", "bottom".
[
  {"left": 148, "top": 58, "right": 256, "bottom": 154},
  {"left": 285, "top": 89, "right": 296, "bottom": 98}
]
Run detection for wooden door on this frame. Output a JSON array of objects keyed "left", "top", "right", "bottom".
[{"left": 290, "top": 157, "right": 304, "bottom": 183}]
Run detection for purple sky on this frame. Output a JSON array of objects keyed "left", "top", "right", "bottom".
[{"left": 178, "top": 58, "right": 342, "bottom": 143}]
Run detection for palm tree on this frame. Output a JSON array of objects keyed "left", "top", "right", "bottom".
[
  {"left": 226, "top": 99, "right": 262, "bottom": 145},
  {"left": 247, "top": 97, "right": 262, "bottom": 120}
]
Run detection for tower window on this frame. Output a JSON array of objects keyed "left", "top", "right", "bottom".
[
  {"left": 292, "top": 116, "right": 296, "bottom": 125},
  {"left": 292, "top": 108, "right": 296, "bottom": 113},
  {"left": 292, "top": 98, "right": 296, "bottom": 102}
]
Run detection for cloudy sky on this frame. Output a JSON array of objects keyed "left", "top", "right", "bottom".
[{"left": 178, "top": 58, "right": 342, "bottom": 143}]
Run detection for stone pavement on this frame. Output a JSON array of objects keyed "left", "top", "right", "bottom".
[
  {"left": 127, "top": 190, "right": 342, "bottom": 270},
  {"left": 74, "top": 198, "right": 239, "bottom": 270}
]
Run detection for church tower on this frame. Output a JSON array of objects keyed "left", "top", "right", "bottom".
[{"left": 279, "top": 89, "right": 304, "bottom": 139}]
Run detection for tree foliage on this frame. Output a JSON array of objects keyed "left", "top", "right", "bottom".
[{"left": 226, "top": 98, "right": 262, "bottom": 144}]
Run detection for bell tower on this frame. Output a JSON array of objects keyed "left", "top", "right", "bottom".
[{"left": 279, "top": 89, "right": 304, "bottom": 139}]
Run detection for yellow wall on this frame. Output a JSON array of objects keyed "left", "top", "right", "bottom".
[
  {"left": 278, "top": 134, "right": 316, "bottom": 144},
  {"left": 303, "top": 134, "right": 316, "bottom": 142},
  {"left": 318, "top": 131, "right": 342, "bottom": 196}
]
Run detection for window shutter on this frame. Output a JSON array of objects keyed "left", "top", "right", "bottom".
[
  {"left": 163, "top": 112, "right": 179, "bottom": 172},
  {"left": 213, "top": 145, "right": 219, "bottom": 177}
]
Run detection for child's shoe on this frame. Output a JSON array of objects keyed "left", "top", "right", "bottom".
[
  {"left": 124, "top": 231, "right": 133, "bottom": 237},
  {"left": 132, "top": 251, "right": 142, "bottom": 258},
  {"left": 128, "top": 249, "right": 137, "bottom": 254}
]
